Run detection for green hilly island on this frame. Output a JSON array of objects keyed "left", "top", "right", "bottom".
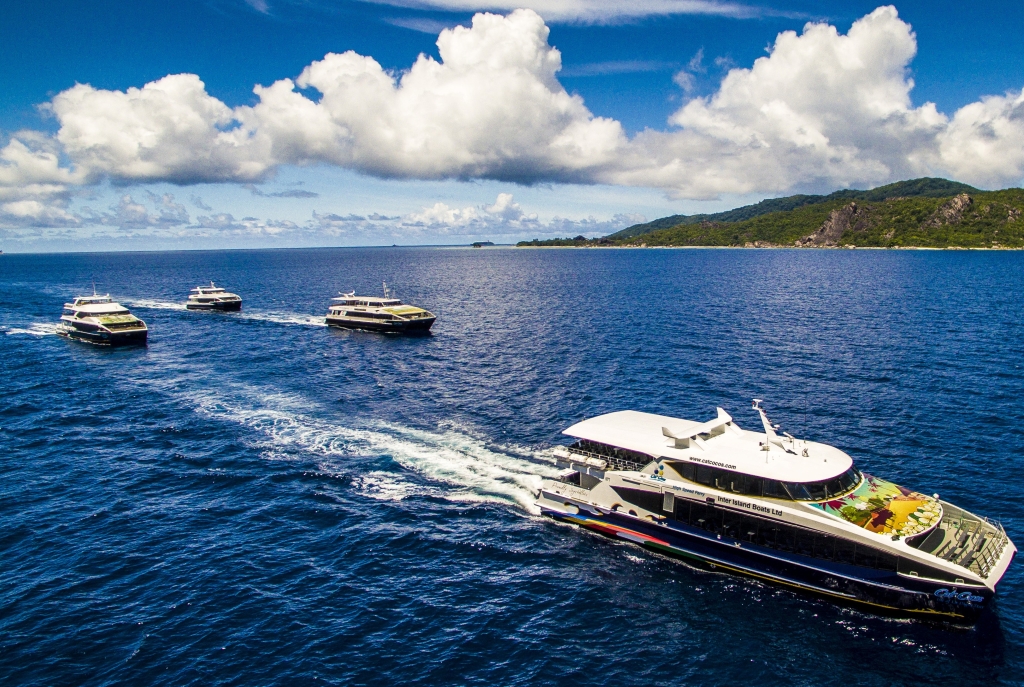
[{"left": 518, "top": 178, "right": 1024, "bottom": 249}]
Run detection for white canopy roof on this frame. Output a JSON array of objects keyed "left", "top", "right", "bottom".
[
  {"left": 66, "top": 301, "right": 130, "bottom": 315},
  {"left": 563, "top": 408, "right": 854, "bottom": 483}
]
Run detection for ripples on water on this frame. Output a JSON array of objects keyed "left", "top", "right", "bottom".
[{"left": 1, "top": 247, "right": 1022, "bottom": 685}]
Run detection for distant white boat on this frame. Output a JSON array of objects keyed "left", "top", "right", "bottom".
[
  {"left": 325, "top": 282, "right": 434, "bottom": 333},
  {"left": 57, "top": 293, "right": 148, "bottom": 346},
  {"left": 186, "top": 282, "right": 242, "bottom": 311}
]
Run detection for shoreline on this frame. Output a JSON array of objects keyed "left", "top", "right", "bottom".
[{"left": 513, "top": 244, "right": 1024, "bottom": 251}]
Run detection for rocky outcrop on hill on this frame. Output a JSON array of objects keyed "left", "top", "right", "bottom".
[
  {"left": 927, "top": 193, "right": 972, "bottom": 226},
  {"left": 795, "top": 202, "right": 865, "bottom": 246}
]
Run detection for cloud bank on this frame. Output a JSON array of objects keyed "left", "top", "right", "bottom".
[
  {"left": 367, "top": 0, "right": 760, "bottom": 22},
  {"left": 2, "top": 6, "right": 1023, "bottom": 235},
  {"left": 1, "top": 189, "right": 638, "bottom": 248}
]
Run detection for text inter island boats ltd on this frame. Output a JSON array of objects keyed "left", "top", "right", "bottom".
[{"left": 537, "top": 401, "right": 1015, "bottom": 621}]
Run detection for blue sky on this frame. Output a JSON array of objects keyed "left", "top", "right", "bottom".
[{"left": 1, "top": 1, "right": 1022, "bottom": 250}]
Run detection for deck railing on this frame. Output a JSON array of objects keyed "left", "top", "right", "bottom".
[{"left": 566, "top": 447, "right": 647, "bottom": 473}]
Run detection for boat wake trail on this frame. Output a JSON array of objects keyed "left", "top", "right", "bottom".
[
  {"left": 124, "top": 298, "right": 325, "bottom": 327},
  {"left": 237, "top": 311, "right": 328, "bottom": 327},
  {"left": 188, "top": 388, "right": 558, "bottom": 511},
  {"left": 124, "top": 298, "right": 188, "bottom": 311},
  {"left": 5, "top": 323, "right": 58, "bottom": 336}
]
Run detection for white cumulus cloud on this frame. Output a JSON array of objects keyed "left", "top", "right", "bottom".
[
  {"left": 36, "top": 10, "right": 624, "bottom": 189},
  {"left": 613, "top": 6, "right": 955, "bottom": 197},
  {"left": 2, "top": 5, "right": 1024, "bottom": 236}
]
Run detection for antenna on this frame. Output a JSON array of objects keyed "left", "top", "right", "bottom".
[
  {"left": 753, "top": 399, "right": 800, "bottom": 455},
  {"left": 92, "top": 279, "right": 97, "bottom": 296},
  {"left": 382, "top": 281, "right": 389, "bottom": 299},
  {"left": 753, "top": 399, "right": 782, "bottom": 450}
]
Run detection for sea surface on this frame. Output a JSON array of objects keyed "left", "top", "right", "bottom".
[{"left": 1, "top": 247, "right": 1023, "bottom": 686}]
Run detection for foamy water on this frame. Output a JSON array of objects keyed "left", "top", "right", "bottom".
[
  {"left": 124, "top": 298, "right": 188, "bottom": 311},
  {"left": 187, "top": 387, "right": 557, "bottom": 511},
  {"left": 125, "top": 298, "right": 327, "bottom": 327},
  {"left": 5, "top": 323, "right": 59, "bottom": 336},
  {"left": 237, "top": 310, "right": 328, "bottom": 327}
]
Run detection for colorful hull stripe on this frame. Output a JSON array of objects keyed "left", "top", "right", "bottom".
[{"left": 548, "top": 507, "right": 975, "bottom": 620}]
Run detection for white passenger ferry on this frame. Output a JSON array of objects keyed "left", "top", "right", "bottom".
[
  {"left": 537, "top": 401, "right": 1016, "bottom": 621},
  {"left": 186, "top": 282, "right": 242, "bottom": 311},
  {"left": 325, "top": 284, "right": 435, "bottom": 333},
  {"left": 56, "top": 293, "right": 148, "bottom": 346}
]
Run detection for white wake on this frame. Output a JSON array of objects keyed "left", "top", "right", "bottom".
[
  {"left": 5, "top": 323, "right": 59, "bottom": 336},
  {"left": 237, "top": 310, "right": 327, "bottom": 327},
  {"left": 187, "top": 388, "right": 558, "bottom": 511},
  {"left": 124, "top": 298, "right": 187, "bottom": 311},
  {"left": 124, "top": 298, "right": 326, "bottom": 327}
]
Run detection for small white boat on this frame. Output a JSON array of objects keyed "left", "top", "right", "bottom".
[
  {"left": 325, "top": 283, "right": 434, "bottom": 333},
  {"left": 186, "top": 282, "right": 242, "bottom": 311},
  {"left": 57, "top": 293, "right": 148, "bottom": 346}
]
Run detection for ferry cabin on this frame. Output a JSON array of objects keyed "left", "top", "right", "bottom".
[{"left": 537, "top": 407, "right": 1015, "bottom": 621}]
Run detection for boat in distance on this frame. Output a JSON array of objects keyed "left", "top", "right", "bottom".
[
  {"left": 536, "top": 401, "right": 1015, "bottom": 622},
  {"left": 186, "top": 282, "right": 242, "bottom": 311},
  {"left": 56, "top": 293, "right": 148, "bottom": 346},
  {"left": 325, "top": 283, "right": 435, "bottom": 333}
]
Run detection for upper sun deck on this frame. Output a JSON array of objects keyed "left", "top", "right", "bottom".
[
  {"left": 563, "top": 407, "right": 853, "bottom": 484},
  {"left": 330, "top": 296, "right": 403, "bottom": 308},
  {"left": 64, "top": 295, "right": 129, "bottom": 315},
  {"left": 68, "top": 295, "right": 113, "bottom": 306},
  {"left": 190, "top": 282, "right": 236, "bottom": 296}
]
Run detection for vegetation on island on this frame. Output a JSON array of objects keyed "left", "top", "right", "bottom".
[{"left": 516, "top": 179, "right": 1024, "bottom": 249}]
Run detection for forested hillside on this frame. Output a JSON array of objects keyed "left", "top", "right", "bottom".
[{"left": 517, "top": 180, "right": 1024, "bottom": 249}]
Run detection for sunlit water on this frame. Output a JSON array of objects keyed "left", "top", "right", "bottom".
[{"left": 1, "top": 247, "right": 1022, "bottom": 685}]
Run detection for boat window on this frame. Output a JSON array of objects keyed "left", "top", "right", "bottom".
[
  {"left": 610, "top": 486, "right": 663, "bottom": 514},
  {"left": 694, "top": 466, "right": 714, "bottom": 486},
  {"left": 776, "top": 527, "right": 797, "bottom": 552},
  {"left": 796, "top": 481, "right": 828, "bottom": 501},
  {"left": 667, "top": 463, "right": 860, "bottom": 501},
  {"left": 674, "top": 462, "right": 696, "bottom": 481},
  {"left": 814, "top": 534, "right": 835, "bottom": 560},
  {"left": 762, "top": 479, "right": 789, "bottom": 499},
  {"left": 734, "top": 473, "right": 763, "bottom": 497},
  {"left": 834, "top": 540, "right": 857, "bottom": 565},
  {"left": 666, "top": 498, "right": 899, "bottom": 571},
  {"left": 876, "top": 551, "right": 898, "bottom": 572},
  {"left": 795, "top": 530, "right": 816, "bottom": 557},
  {"left": 854, "top": 546, "right": 876, "bottom": 568}
]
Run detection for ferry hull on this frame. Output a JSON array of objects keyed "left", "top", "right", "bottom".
[
  {"left": 186, "top": 301, "right": 241, "bottom": 311},
  {"left": 58, "top": 326, "right": 148, "bottom": 347},
  {"left": 325, "top": 316, "right": 435, "bottom": 333},
  {"left": 541, "top": 504, "right": 994, "bottom": 623}
]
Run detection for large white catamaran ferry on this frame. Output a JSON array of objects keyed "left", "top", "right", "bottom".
[{"left": 537, "top": 401, "right": 1015, "bottom": 621}]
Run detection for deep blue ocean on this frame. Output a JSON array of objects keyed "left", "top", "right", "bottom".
[{"left": 1, "top": 247, "right": 1023, "bottom": 686}]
